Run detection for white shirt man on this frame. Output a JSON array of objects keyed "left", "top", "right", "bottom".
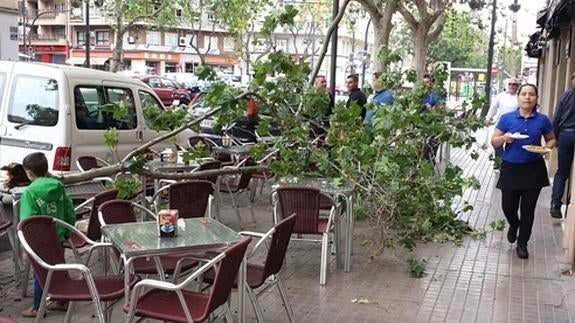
[{"left": 485, "top": 78, "right": 521, "bottom": 124}]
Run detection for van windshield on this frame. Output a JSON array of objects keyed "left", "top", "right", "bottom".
[{"left": 8, "top": 75, "right": 59, "bottom": 127}]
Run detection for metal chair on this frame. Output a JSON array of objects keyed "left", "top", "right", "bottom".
[
  {"left": 219, "top": 158, "right": 256, "bottom": 226},
  {"left": 98, "top": 200, "right": 198, "bottom": 279},
  {"left": 0, "top": 202, "right": 21, "bottom": 285},
  {"left": 273, "top": 186, "right": 337, "bottom": 285},
  {"left": 203, "top": 214, "right": 297, "bottom": 322},
  {"left": 123, "top": 237, "right": 252, "bottom": 323},
  {"left": 17, "top": 216, "right": 140, "bottom": 322},
  {"left": 150, "top": 180, "right": 214, "bottom": 219}
]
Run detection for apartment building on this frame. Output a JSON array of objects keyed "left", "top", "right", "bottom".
[
  {"left": 19, "top": 0, "right": 371, "bottom": 86},
  {"left": 0, "top": 0, "right": 19, "bottom": 60}
]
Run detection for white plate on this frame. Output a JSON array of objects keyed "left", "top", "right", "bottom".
[
  {"left": 507, "top": 132, "right": 529, "bottom": 139},
  {"left": 522, "top": 145, "right": 551, "bottom": 154}
]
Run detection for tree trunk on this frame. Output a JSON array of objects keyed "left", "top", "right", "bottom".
[
  {"left": 371, "top": 14, "right": 392, "bottom": 72},
  {"left": 412, "top": 28, "right": 428, "bottom": 78},
  {"left": 110, "top": 3, "right": 123, "bottom": 73}
]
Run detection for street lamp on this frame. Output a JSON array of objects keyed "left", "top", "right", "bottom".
[
  {"left": 27, "top": 9, "right": 70, "bottom": 60},
  {"left": 469, "top": 0, "right": 496, "bottom": 117},
  {"left": 360, "top": 17, "right": 372, "bottom": 86}
]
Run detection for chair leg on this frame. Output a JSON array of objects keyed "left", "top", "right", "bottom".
[
  {"left": 276, "top": 276, "right": 294, "bottom": 323},
  {"left": 247, "top": 285, "right": 265, "bottom": 323},
  {"left": 320, "top": 233, "right": 328, "bottom": 285},
  {"left": 224, "top": 303, "right": 234, "bottom": 323},
  {"left": 6, "top": 229, "right": 22, "bottom": 284},
  {"left": 246, "top": 192, "right": 256, "bottom": 223},
  {"left": 229, "top": 193, "right": 243, "bottom": 226},
  {"left": 64, "top": 301, "right": 76, "bottom": 323},
  {"left": 22, "top": 258, "right": 31, "bottom": 297}
]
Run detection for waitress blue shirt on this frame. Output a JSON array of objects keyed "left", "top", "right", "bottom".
[{"left": 496, "top": 108, "right": 553, "bottom": 164}]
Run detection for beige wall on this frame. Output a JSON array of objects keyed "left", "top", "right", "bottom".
[{"left": 0, "top": 0, "right": 18, "bottom": 10}]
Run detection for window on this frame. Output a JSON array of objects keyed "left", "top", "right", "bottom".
[
  {"left": 77, "top": 31, "right": 85, "bottom": 46},
  {"left": 175, "top": 8, "right": 183, "bottom": 17},
  {"left": 140, "top": 90, "right": 165, "bottom": 129},
  {"left": 9, "top": 76, "right": 59, "bottom": 127},
  {"left": 54, "top": 2, "right": 65, "bottom": 13},
  {"left": 74, "top": 86, "right": 137, "bottom": 130},
  {"left": 146, "top": 31, "right": 161, "bottom": 46},
  {"left": 223, "top": 37, "right": 235, "bottom": 52},
  {"left": 276, "top": 39, "right": 288, "bottom": 51},
  {"left": 95, "top": 31, "right": 109, "bottom": 46},
  {"left": 147, "top": 77, "right": 162, "bottom": 88},
  {"left": 165, "top": 33, "right": 178, "bottom": 47},
  {"left": 207, "top": 12, "right": 218, "bottom": 22},
  {"left": 164, "top": 63, "right": 177, "bottom": 74},
  {"left": 162, "top": 78, "right": 178, "bottom": 89},
  {"left": 53, "top": 26, "right": 66, "bottom": 40},
  {"left": 203, "top": 36, "right": 219, "bottom": 51}
]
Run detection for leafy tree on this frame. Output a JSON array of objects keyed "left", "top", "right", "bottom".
[
  {"left": 428, "top": 8, "right": 488, "bottom": 68},
  {"left": 397, "top": 0, "right": 450, "bottom": 77},
  {"left": 354, "top": 0, "right": 397, "bottom": 72},
  {"left": 90, "top": 0, "right": 191, "bottom": 72},
  {"left": 496, "top": 45, "right": 522, "bottom": 79}
]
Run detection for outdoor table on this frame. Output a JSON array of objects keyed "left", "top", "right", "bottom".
[
  {"left": 101, "top": 217, "right": 248, "bottom": 323},
  {"left": 274, "top": 176, "right": 355, "bottom": 272}
]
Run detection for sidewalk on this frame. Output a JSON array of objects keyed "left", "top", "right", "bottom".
[{"left": 1, "top": 147, "right": 574, "bottom": 322}]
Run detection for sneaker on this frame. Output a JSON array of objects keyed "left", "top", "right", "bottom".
[
  {"left": 507, "top": 225, "right": 518, "bottom": 243},
  {"left": 550, "top": 208, "right": 563, "bottom": 219},
  {"left": 21, "top": 307, "right": 44, "bottom": 318},
  {"left": 516, "top": 245, "right": 529, "bottom": 259}
]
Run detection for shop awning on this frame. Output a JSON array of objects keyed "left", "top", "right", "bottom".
[
  {"left": 544, "top": 0, "right": 574, "bottom": 39},
  {"left": 66, "top": 57, "right": 110, "bottom": 65}
]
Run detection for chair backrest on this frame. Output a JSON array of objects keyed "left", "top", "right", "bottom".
[
  {"left": 276, "top": 186, "right": 321, "bottom": 234},
  {"left": 76, "top": 156, "right": 100, "bottom": 172},
  {"left": 18, "top": 216, "right": 69, "bottom": 287},
  {"left": 202, "top": 237, "right": 251, "bottom": 322},
  {"left": 236, "top": 158, "right": 255, "bottom": 190},
  {"left": 98, "top": 199, "right": 137, "bottom": 225},
  {"left": 168, "top": 180, "right": 213, "bottom": 219},
  {"left": 196, "top": 160, "right": 222, "bottom": 184},
  {"left": 262, "top": 213, "right": 296, "bottom": 277},
  {"left": 85, "top": 189, "right": 119, "bottom": 241},
  {"left": 188, "top": 136, "right": 213, "bottom": 151}
]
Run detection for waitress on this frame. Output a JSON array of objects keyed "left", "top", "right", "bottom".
[{"left": 491, "top": 84, "right": 556, "bottom": 259}]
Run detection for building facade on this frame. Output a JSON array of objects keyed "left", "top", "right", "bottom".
[{"left": 0, "top": 0, "right": 20, "bottom": 61}]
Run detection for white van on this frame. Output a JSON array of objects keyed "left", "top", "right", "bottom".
[{"left": 0, "top": 61, "right": 192, "bottom": 182}]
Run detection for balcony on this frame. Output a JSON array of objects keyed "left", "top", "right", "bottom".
[
  {"left": 29, "top": 33, "right": 67, "bottom": 45},
  {"left": 28, "top": 9, "right": 68, "bottom": 25}
]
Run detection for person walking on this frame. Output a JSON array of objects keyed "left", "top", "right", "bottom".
[
  {"left": 20, "top": 152, "right": 75, "bottom": 317},
  {"left": 491, "top": 84, "right": 556, "bottom": 259},
  {"left": 364, "top": 72, "right": 394, "bottom": 124},
  {"left": 550, "top": 73, "right": 575, "bottom": 219},
  {"left": 345, "top": 74, "right": 367, "bottom": 119},
  {"left": 485, "top": 77, "right": 522, "bottom": 167}
]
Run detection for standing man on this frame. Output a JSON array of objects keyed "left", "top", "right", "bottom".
[
  {"left": 312, "top": 75, "right": 334, "bottom": 136},
  {"left": 422, "top": 74, "right": 440, "bottom": 111},
  {"left": 485, "top": 77, "right": 522, "bottom": 165},
  {"left": 550, "top": 73, "right": 575, "bottom": 219},
  {"left": 345, "top": 74, "right": 367, "bottom": 119},
  {"left": 365, "top": 72, "right": 394, "bottom": 123}
]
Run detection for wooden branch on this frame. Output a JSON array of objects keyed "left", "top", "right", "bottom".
[
  {"left": 123, "top": 2, "right": 170, "bottom": 33},
  {"left": 428, "top": 11, "right": 446, "bottom": 42},
  {"left": 307, "top": 0, "right": 352, "bottom": 89},
  {"left": 396, "top": 2, "right": 418, "bottom": 31}
]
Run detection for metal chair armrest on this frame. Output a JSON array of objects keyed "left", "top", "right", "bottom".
[
  {"left": 131, "top": 202, "right": 157, "bottom": 221},
  {"left": 74, "top": 196, "right": 95, "bottom": 212}
]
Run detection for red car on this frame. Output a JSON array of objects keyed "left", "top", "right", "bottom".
[{"left": 134, "top": 75, "right": 191, "bottom": 106}]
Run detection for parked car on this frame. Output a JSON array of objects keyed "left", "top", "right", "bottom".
[
  {"left": 187, "top": 94, "right": 292, "bottom": 145},
  {"left": 0, "top": 60, "right": 194, "bottom": 185},
  {"left": 133, "top": 75, "right": 192, "bottom": 106}
]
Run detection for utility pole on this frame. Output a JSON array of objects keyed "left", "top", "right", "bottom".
[
  {"left": 329, "top": 0, "right": 338, "bottom": 99},
  {"left": 20, "top": 0, "right": 27, "bottom": 59},
  {"left": 482, "top": 0, "right": 496, "bottom": 117},
  {"left": 84, "top": 1, "right": 90, "bottom": 68}
]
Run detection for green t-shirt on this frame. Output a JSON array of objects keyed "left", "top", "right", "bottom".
[{"left": 19, "top": 177, "right": 75, "bottom": 240}]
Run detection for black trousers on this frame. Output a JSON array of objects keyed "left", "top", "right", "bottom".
[{"left": 501, "top": 188, "right": 541, "bottom": 246}]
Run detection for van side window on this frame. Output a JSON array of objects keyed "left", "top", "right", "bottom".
[
  {"left": 139, "top": 90, "right": 165, "bottom": 129},
  {"left": 8, "top": 76, "right": 59, "bottom": 127},
  {"left": 74, "top": 86, "right": 137, "bottom": 130},
  {"left": 105, "top": 87, "right": 137, "bottom": 130}
]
